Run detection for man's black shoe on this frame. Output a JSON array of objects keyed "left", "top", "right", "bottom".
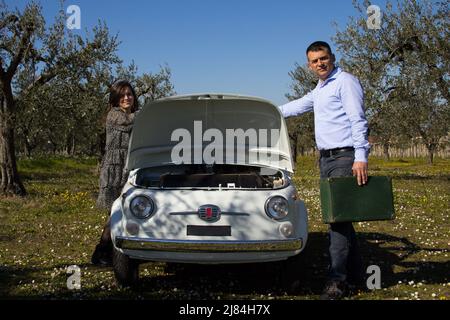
[{"left": 320, "top": 280, "right": 349, "bottom": 300}]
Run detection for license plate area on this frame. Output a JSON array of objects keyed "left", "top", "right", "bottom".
[{"left": 187, "top": 225, "right": 231, "bottom": 236}]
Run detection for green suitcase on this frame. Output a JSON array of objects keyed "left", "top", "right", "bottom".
[{"left": 320, "top": 176, "right": 395, "bottom": 223}]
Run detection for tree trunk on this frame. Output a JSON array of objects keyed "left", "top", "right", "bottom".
[
  {"left": 383, "top": 143, "right": 390, "bottom": 161},
  {"left": 66, "top": 133, "right": 73, "bottom": 155},
  {"left": 300, "top": 146, "right": 305, "bottom": 156},
  {"left": 426, "top": 143, "right": 436, "bottom": 165},
  {"left": 48, "top": 138, "right": 57, "bottom": 154},
  {"left": 71, "top": 133, "right": 76, "bottom": 155},
  {"left": 290, "top": 133, "right": 298, "bottom": 166},
  {"left": 24, "top": 140, "right": 31, "bottom": 158},
  {"left": 0, "top": 101, "right": 27, "bottom": 196},
  {"left": 22, "top": 129, "right": 34, "bottom": 158}
]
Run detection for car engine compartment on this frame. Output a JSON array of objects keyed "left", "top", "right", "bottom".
[{"left": 134, "top": 164, "right": 287, "bottom": 189}]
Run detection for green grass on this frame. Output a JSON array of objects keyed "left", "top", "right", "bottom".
[{"left": 0, "top": 155, "right": 448, "bottom": 300}]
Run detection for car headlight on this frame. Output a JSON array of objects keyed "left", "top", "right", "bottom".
[
  {"left": 265, "top": 196, "right": 289, "bottom": 220},
  {"left": 130, "top": 195, "right": 155, "bottom": 219}
]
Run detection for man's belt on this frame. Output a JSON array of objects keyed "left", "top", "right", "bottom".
[{"left": 320, "top": 147, "right": 354, "bottom": 158}]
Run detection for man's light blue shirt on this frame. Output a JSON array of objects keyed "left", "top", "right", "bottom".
[{"left": 279, "top": 67, "right": 370, "bottom": 162}]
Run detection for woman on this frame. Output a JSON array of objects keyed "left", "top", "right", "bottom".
[{"left": 92, "top": 80, "right": 139, "bottom": 266}]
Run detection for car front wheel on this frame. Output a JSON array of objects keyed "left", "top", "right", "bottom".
[{"left": 112, "top": 247, "right": 139, "bottom": 288}]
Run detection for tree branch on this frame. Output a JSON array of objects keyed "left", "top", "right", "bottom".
[
  {"left": 21, "top": 70, "right": 57, "bottom": 97},
  {"left": 6, "top": 24, "right": 35, "bottom": 80},
  {"left": 0, "top": 14, "right": 18, "bottom": 30}
]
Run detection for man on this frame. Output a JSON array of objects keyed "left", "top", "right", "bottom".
[{"left": 279, "top": 41, "right": 370, "bottom": 299}]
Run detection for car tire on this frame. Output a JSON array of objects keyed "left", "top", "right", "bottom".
[{"left": 112, "top": 247, "right": 139, "bottom": 288}]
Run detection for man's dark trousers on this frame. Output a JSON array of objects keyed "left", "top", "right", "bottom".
[{"left": 319, "top": 149, "right": 364, "bottom": 284}]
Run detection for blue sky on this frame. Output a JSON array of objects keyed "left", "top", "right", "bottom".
[{"left": 6, "top": 0, "right": 388, "bottom": 105}]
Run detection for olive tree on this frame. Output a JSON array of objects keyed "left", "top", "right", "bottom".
[
  {"left": 333, "top": 0, "right": 449, "bottom": 163},
  {"left": 285, "top": 63, "right": 317, "bottom": 163},
  {"left": 0, "top": 1, "right": 120, "bottom": 195}
]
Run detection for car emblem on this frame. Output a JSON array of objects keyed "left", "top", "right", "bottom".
[{"left": 198, "top": 205, "right": 221, "bottom": 222}]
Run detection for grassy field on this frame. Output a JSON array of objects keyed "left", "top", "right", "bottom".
[{"left": 0, "top": 155, "right": 448, "bottom": 300}]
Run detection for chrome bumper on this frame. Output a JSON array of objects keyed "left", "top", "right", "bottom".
[{"left": 115, "top": 237, "right": 302, "bottom": 252}]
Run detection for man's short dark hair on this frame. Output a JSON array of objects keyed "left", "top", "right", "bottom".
[{"left": 306, "top": 41, "right": 333, "bottom": 55}]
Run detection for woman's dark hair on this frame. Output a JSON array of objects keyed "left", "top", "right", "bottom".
[
  {"left": 306, "top": 41, "right": 333, "bottom": 55},
  {"left": 108, "top": 80, "right": 138, "bottom": 113}
]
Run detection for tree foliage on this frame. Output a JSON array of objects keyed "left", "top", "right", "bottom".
[
  {"left": 333, "top": 0, "right": 449, "bottom": 163},
  {"left": 285, "top": 63, "right": 317, "bottom": 162},
  {"left": 0, "top": 1, "right": 176, "bottom": 196}
]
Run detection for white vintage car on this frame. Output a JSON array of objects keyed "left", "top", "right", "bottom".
[{"left": 110, "top": 94, "right": 308, "bottom": 288}]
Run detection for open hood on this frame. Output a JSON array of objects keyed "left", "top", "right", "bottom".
[{"left": 127, "top": 94, "right": 294, "bottom": 172}]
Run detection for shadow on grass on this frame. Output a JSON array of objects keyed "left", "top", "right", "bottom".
[
  {"left": 0, "top": 233, "right": 448, "bottom": 299},
  {"left": 370, "top": 167, "right": 450, "bottom": 181},
  {"left": 390, "top": 174, "right": 450, "bottom": 181},
  {"left": 20, "top": 169, "right": 96, "bottom": 183},
  {"left": 18, "top": 158, "right": 98, "bottom": 183},
  {"left": 0, "top": 263, "right": 94, "bottom": 298},
  {"left": 132, "top": 232, "right": 449, "bottom": 298},
  {"left": 357, "top": 232, "right": 449, "bottom": 287}
]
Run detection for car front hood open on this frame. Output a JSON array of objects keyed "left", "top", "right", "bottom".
[{"left": 126, "top": 94, "right": 294, "bottom": 172}]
